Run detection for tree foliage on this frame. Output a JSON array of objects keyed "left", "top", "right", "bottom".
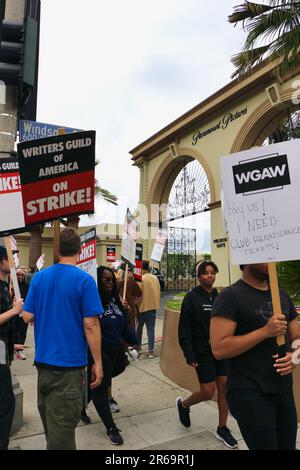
[
  {"left": 229, "top": 1, "right": 300, "bottom": 79},
  {"left": 277, "top": 260, "right": 300, "bottom": 303}
]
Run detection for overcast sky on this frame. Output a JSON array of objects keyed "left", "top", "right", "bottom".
[{"left": 37, "top": 0, "right": 246, "bottom": 249}]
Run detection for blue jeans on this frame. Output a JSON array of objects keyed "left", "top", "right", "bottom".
[{"left": 136, "top": 310, "right": 156, "bottom": 352}]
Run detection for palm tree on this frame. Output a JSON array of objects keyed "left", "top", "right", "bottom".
[{"left": 229, "top": 1, "right": 300, "bottom": 80}]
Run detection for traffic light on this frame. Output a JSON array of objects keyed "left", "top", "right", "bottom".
[
  {"left": 0, "top": 20, "right": 24, "bottom": 86},
  {"left": 0, "top": 0, "right": 40, "bottom": 119}
]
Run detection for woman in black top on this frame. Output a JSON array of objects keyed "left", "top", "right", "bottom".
[
  {"left": 177, "top": 260, "right": 237, "bottom": 449},
  {"left": 84, "top": 266, "right": 137, "bottom": 446}
]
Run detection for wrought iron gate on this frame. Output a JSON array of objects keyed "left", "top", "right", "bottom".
[{"left": 160, "top": 227, "right": 196, "bottom": 292}]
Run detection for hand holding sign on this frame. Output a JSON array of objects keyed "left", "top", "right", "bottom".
[{"left": 220, "top": 140, "right": 300, "bottom": 347}]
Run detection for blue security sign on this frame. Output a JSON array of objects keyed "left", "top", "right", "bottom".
[{"left": 19, "top": 119, "right": 81, "bottom": 142}]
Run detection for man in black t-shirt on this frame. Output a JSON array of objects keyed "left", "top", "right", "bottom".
[
  {"left": 0, "top": 247, "right": 24, "bottom": 450},
  {"left": 210, "top": 263, "right": 300, "bottom": 450}
]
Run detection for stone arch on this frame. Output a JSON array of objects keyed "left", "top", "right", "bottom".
[
  {"left": 147, "top": 147, "right": 216, "bottom": 215},
  {"left": 231, "top": 88, "right": 299, "bottom": 153}
]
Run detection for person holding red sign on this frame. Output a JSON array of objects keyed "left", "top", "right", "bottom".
[{"left": 210, "top": 263, "right": 300, "bottom": 450}]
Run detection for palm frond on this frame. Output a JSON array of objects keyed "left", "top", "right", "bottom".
[
  {"left": 95, "top": 183, "right": 118, "bottom": 206},
  {"left": 243, "top": 8, "right": 298, "bottom": 48},
  {"left": 231, "top": 45, "right": 270, "bottom": 77},
  {"left": 270, "top": 26, "right": 300, "bottom": 76},
  {"left": 229, "top": 1, "right": 273, "bottom": 25},
  {"left": 230, "top": 0, "right": 300, "bottom": 80}
]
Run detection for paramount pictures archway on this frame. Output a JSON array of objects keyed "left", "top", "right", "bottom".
[{"left": 130, "top": 60, "right": 300, "bottom": 288}]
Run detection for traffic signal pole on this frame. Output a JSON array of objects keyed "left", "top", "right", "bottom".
[{"left": 0, "top": 0, "right": 25, "bottom": 153}]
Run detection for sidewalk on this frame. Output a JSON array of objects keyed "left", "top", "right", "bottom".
[{"left": 10, "top": 318, "right": 300, "bottom": 451}]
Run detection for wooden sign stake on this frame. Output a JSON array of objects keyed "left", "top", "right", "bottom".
[
  {"left": 268, "top": 262, "right": 285, "bottom": 347},
  {"left": 122, "top": 263, "right": 129, "bottom": 303},
  {"left": 53, "top": 128, "right": 66, "bottom": 263},
  {"left": 4, "top": 237, "right": 21, "bottom": 300}
]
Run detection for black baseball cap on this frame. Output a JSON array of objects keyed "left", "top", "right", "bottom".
[{"left": 240, "top": 264, "right": 245, "bottom": 271}]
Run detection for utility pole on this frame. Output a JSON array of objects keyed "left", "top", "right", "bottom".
[{"left": 0, "top": 0, "right": 25, "bottom": 153}]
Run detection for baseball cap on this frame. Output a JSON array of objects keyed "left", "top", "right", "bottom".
[{"left": 240, "top": 265, "right": 245, "bottom": 271}]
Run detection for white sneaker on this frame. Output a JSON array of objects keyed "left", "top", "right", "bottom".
[
  {"left": 109, "top": 398, "right": 120, "bottom": 413},
  {"left": 15, "top": 350, "right": 26, "bottom": 360}
]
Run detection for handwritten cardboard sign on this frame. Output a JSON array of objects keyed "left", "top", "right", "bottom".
[{"left": 221, "top": 139, "right": 300, "bottom": 265}]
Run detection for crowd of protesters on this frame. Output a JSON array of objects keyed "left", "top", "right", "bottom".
[
  {"left": 1, "top": 228, "right": 300, "bottom": 451},
  {"left": 0, "top": 229, "right": 161, "bottom": 450}
]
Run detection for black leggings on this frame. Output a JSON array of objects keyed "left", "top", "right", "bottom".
[
  {"left": 87, "top": 344, "right": 125, "bottom": 430},
  {"left": 227, "top": 387, "right": 297, "bottom": 450},
  {"left": 15, "top": 317, "right": 28, "bottom": 345},
  {"left": 0, "top": 365, "right": 15, "bottom": 450}
]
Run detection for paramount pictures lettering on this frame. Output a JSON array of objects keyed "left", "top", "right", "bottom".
[{"left": 192, "top": 107, "right": 247, "bottom": 145}]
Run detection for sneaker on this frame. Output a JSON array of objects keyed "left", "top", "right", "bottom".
[
  {"left": 80, "top": 409, "right": 91, "bottom": 424},
  {"left": 147, "top": 351, "right": 155, "bottom": 359},
  {"left": 109, "top": 398, "right": 120, "bottom": 413},
  {"left": 106, "top": 426, "right": 123, "bottom": 445},
  {"left": 127, "top": 347, "right": 139, "bottom": 361},
  {"left": 215, "top": 426, "right": 238, "bottom": 449},
  {"left": 15, "top": 350, "right": 26, "bottom": 360},
  {"left": 176, "top": 397, "right": 191, "bottom": 428}
]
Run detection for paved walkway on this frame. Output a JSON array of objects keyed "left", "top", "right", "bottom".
[{"left": 10, "top": 316, "right": 300, "bottom": 451}]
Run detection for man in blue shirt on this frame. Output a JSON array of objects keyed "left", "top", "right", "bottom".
[{"left": 23, "top": 228, "right": 103, "bottom": 450}]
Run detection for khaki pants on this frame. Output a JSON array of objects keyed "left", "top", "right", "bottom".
[{"left": 37, "top": 367, "right": 85, "bottom": 450}]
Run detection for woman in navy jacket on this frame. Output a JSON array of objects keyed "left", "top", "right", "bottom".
[{"left": 86, "top": 266, "right": 137, "bottom": 446}]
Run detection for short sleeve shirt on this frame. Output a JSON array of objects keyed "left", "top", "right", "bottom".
[
  {"left": 211, "top": 279, "right": 297, "bottom": 393},
  {"left": 24, "top": 264, "right": 103, "bottom": 367}
]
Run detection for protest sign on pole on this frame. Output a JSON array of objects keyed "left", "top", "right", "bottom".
[
  {"left": 121, "top": 209, "right": 137, "bottom": 268},
  {"left": 221, "top": 140, "right": 300, "bottom": 265},
  {"left": 4, "top": 237, "right": 20, "bottom": 301},
  {"left": 17, "top": 130, "right": 96, "bottom": 226},
  {"left": 36, "top": 253, "right": 45, "bottom": 271},
  {"left": 134, "top": 243, "right": 143, "bottom": 281},
  {"left": 9, "top": 236, "right": 19, "bottom": 269},
  {"left": 121, "top": 209, "right": 137, "bottom": 302},
  {"left": 150, "top": 229, "right": 168, "bottom": 264},
  {"left": 0, "top": 153, "right": 25, "bottom": 236},
  {"left": 77, "top": 228, "right": 97, "bottom": 284},
  {"left": 106, "top": 245, "right": 116, "bottom": 263},
  {"left": 220, "top": 139, "right": 300, "bottom": 346}
]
